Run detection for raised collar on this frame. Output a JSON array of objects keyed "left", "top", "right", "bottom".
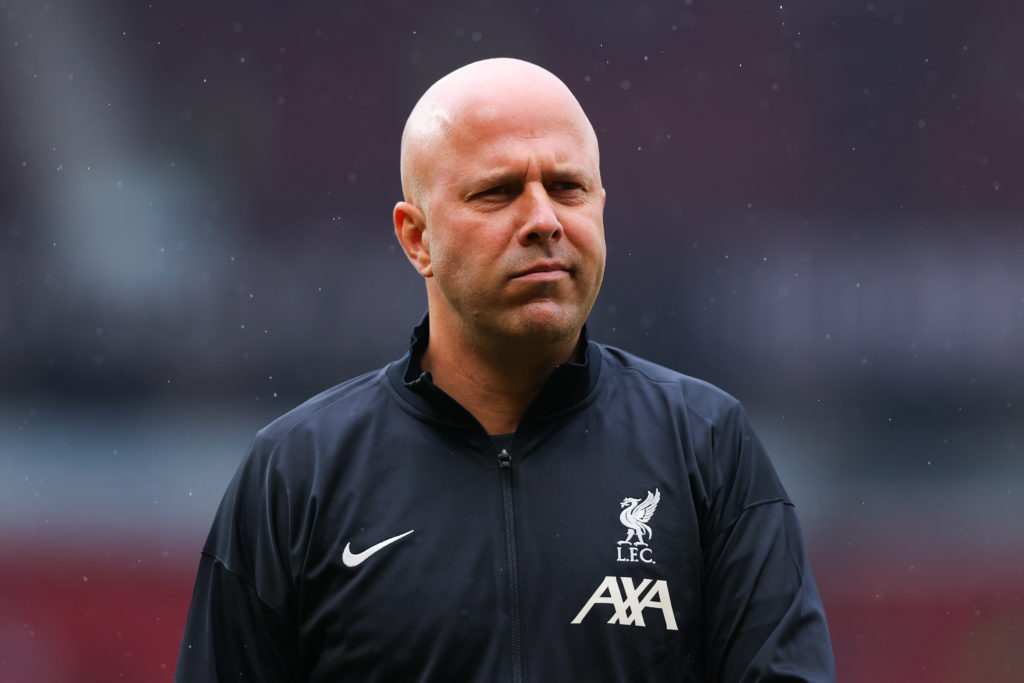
[{"left": 384, "top": 314, "right": 602, "bottom": 429}]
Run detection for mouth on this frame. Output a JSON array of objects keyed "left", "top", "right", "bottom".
[{"left": 510, "top": 261, "right": 572, "bottom": 282}]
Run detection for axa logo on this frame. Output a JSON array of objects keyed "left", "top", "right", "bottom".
[
  {"left": 617, "top": 488, "right": 660, "bottom": 564},
  {"left": 571, "top": 576, "right": 678, "bottom": 631}
]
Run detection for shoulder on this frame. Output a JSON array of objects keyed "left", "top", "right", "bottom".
[
  {"left": 213, "top": 364, "right": 396, "bottom": 524},
  {"left": 594, "top": 343, "right": 790, "bottom": 528},
  {"left": 202, "top": 363, "right": 404, "bottom": 574},
  {"left": 252, "top": 364, "right": 392, "bottom": 451},
  {"left": 594, "top": 343, "right": 744, "bottom": 425},
  {"left": 227, "top": 364, "right": 404, "bottom": 491}
]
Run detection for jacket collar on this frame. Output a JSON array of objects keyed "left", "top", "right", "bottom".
[{"left": 385, "top": 314, "right": 602, "bottom": 429}]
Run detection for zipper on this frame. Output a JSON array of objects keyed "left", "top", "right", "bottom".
[{"left": 497, "top": 448, "right": 523, "bottom": 683}]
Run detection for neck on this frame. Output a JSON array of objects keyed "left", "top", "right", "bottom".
[{"left": 421, "top": 316, "right": 581, "bottom": 435}]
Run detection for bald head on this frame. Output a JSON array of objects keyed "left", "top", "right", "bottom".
[
  {"left": 392, "top": 57, "right": 607, "bottom": 377},
  {"left": 400, "top": 58, "right": 600, "bottom": 209}
]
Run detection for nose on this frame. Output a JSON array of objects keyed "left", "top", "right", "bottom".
[{"left": 517, "top": 183, "right": 563, "bottom": 246}]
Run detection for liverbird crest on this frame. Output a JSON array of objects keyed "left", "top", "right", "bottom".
[{"left": 617, "top": 488, "right": 660, "bottom": 547}]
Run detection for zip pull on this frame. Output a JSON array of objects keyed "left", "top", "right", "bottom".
[{"left": 497, "top": 449, "right": 512, "bottom": 469}]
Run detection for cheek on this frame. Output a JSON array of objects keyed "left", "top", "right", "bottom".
[
  {"left": 429, "top": 229, "right": 492, "bottom": 293},
  {"left": 428, "top": 238, "right": 462, "bottom": 285},
  {"left": 572, "top": 216, "right": 606, "bottom": 262},
  {"left": 433, "top": 222, "right": 506, "bottom": 272},
  {"left": 573, "top": 219, "right": 607, "bottom": 292}
]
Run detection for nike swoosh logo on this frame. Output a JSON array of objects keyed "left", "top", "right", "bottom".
[{"left": 342, "top": 529, "right": 415, "bottom": 567}]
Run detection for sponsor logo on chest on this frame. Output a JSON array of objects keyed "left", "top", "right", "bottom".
[
  {"left": 572, "top": 576, "right": 678, "bottom": 630},
  {"left": 571, "top": 487, "right": 677, "bottom": 631}
]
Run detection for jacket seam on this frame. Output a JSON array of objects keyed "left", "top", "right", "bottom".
[
  {"left": 262, "top": 372, "right": 387, "bottom": 449},
  {"left": 199, "top": 549, "right": 292, "bottom": 622},
  {"left": 710, "top": 497, "right": 795, "bottom": 539},
  {"left": 610, "top": 362, "right": 720, "bottom": 426}
]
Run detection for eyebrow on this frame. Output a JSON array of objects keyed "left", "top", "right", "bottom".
[{"left": 465, "top": 166, "right": 593, "bottom": 194}]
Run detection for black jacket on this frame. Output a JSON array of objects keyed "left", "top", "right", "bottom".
[{"left": 177, "top": 319, "right": 835, "bottom": 682}]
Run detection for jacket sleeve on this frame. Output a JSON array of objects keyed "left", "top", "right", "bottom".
[
  {"left": 700, "top": 404, "right": 836, "bottom": 682},
  {"left": 176, "top": 553, "right": 301, "bottom": 681},
  {"left": 176, "top": 432, "right": 303, "bottom": 681}
]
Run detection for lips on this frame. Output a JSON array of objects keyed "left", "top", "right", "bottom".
[{"left": 510, "top": 261, "right": 572, "bottom": 281}]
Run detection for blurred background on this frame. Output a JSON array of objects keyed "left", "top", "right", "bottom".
[{"left": 1, "top": 0, "right": 1022, "bottom": 680}]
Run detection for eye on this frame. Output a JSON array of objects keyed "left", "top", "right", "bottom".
[
  {"left": 548, "top": 181, "right": 587, "bottom": 201},
  {"left": 469, "top": 184, "right": 520, "bottom": 205},
  {"left": 477, "top": 185, "right": 510, "bottom": 197},
  {"left": 550, "top": 181, "right": 584, "bottom": 192}
]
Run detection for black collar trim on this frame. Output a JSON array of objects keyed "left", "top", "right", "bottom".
[{"left": 384, "top": 314, "right": 602, "bottom": 428}]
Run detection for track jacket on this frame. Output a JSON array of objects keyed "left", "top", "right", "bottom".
[{"left": 177, "top": 318, "right": 835, "bottom": 682}]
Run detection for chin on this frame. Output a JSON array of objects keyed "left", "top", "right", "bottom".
[{"left": 500, "top": 304, "right": 583, "bottom": 344}]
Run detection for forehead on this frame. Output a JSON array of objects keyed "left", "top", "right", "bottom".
[{"left": 436, "top": 95, "right": 598, "bottom": 175}]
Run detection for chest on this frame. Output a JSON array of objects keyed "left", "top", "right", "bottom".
[{"left": 297, "top": 415, "right": 708, "bottom": 681}]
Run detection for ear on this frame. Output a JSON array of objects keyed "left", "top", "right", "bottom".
[{"left": 394, "top": 201, "right": 432, "bottom": 277}]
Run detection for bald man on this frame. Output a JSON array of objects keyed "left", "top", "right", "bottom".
[
  {"left": 394, "top": 59, "right": 607, "bottom": 436},
  {"left": 177, "top": 59, "right": 835, "bottom": 682}
]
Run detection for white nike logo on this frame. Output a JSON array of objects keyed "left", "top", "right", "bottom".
[{"left": 342, "top": 529, "right": 415, "bottom": 567}]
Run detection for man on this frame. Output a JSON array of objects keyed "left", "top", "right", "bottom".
[{"left": 177, "top": 58, "right": 835, "bottom": 682}]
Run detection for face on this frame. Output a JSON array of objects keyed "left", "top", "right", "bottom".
[{"left": 411, "top": 95, "right": 607, "bottom": 348}]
